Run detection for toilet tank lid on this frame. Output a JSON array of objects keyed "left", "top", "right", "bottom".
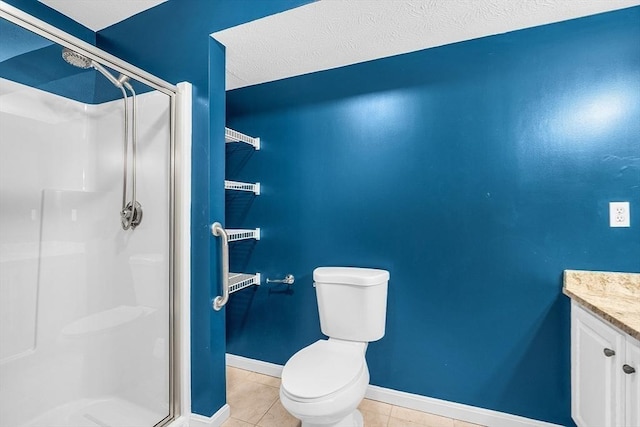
[{"left": 313, "top": 267, "right": 389, "bottom": 286}]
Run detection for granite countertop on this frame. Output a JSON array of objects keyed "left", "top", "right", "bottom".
[{"left": 563, "top": 269, "right": 640, "bottom": 341}]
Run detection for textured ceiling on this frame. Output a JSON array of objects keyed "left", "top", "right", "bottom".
[
  {"left": 39, "top": 0, "right": 168, "bottom": 31},
  {"left": 213, "top": 0, "right": 640, "bottom": 90}
]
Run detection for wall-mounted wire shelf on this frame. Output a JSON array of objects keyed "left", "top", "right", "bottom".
[
  {"left": 225, "top": 180, "right": 260, "bottom": 195},
  {"left": 229, "top": 272, "right": 261, "bottom": 294},
  {"left": 227, "top": 228, "right": 260, "bottom": 242},
  {"left": 223, "top": 128, "right": 261, "bottom": 299},
  {"left": 225, "top": 127, "right": 260, "bottom": 150}
]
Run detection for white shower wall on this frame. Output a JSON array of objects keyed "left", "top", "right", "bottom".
[{"left": 0, "top": 77, "right": 172, "bottom": 427}]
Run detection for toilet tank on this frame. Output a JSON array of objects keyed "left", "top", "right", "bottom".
[{"left": 314, "top": 267, "right": 389, "bottom": 342}]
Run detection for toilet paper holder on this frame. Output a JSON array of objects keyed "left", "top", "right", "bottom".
[{"left": 266, "top": 274, "right": 295, "bottom": 285}]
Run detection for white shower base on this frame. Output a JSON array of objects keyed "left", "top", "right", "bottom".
[{"left": 21, "top": 397, "right": 165, "bottom": 427}]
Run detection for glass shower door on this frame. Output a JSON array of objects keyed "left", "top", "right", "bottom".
[{"left": 0, "top": 16, "right": 174, "bottom": 427}]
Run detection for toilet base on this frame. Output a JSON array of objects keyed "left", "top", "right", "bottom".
[{"left": 301, "top": 409, "right": 363, "bottom": 427}]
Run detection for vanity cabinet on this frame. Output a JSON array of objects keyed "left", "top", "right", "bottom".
[
  {"left": 571, "top": 301, "right": 640, "bottom": 427},
  {"left": 625, "top": 338, "right": 640, "bottom": 427}
]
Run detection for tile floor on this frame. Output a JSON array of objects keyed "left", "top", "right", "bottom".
[{"left": 222, "top": 366, "right": 485, "bottom": 427}]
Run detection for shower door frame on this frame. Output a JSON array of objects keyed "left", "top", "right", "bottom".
[{"left": 0, "top": 3, "right": 184, "bottom": 426}]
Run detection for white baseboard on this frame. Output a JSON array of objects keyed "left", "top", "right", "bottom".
[
  {"left": 189, "top": 404, "right": 230, "bottom": 427},
  {"left": 226, "top": 353, "right": 563, "bottom": 427},
  {"left": 365, "top": 385, "right": 562, "bottom": 427},
  {"left": 227, "top": 353, "right": 283, "bottom": 378}
]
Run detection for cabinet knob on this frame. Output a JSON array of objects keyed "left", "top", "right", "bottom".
[
  {"left": 622, "top": 364, "right": 636, "bottom": 374},
  {"left": 603, "top": 348, "right": 616, "bottom": 357}
]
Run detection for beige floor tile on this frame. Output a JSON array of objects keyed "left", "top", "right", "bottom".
[
  {"left": 221, "top": 417, "right": 255, "bottom": 427},
  {"left": 256, "top": 399, "right": 301, "bottom": 427},
  {"left": 389, "top": 416, "right": 425, "bottom": 427},
  {"left": 227, "top": 380, "right": 280, "bottom": 424},
  {"left": 227, "top": 366, "right": 252, "bottom": 392},
  {"left": 453, "top": 420, "right": 485, "bottom": 427},
  {"left": 390, "top": 406, "right": 455, "bottom": 427},
  {"left": 247, "top": 371, "right": 281, "bottom": 388},
  {"left": 359, "top": 398, "right": 393, "bottom": 416},
  {"left": 361, "top": 409, "right": 390, "bottom": 427},
  {"left": 226, "top": 367, "right": 481, "bottom": 427}
]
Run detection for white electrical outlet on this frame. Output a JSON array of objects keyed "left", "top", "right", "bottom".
[{"left": 609, "top": 202, "right": 630, "bottom": 227}]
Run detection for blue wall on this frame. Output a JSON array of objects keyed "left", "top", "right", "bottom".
[
  {"left": 3, "top": 0, "right": 95, "bottom": 43},
  {"left": 225, "top": 7, "right": 640, "bottom": 426},
  {"left": 0, "top": 1, "right": 103, "bottom": 103}
]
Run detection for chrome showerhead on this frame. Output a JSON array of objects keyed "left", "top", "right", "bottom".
[
  {"left": 61, "top": 47, "right": 125, "bottom": 88},
  {"left": 61, "top": 47, "right": 92, "bottom": 69}
]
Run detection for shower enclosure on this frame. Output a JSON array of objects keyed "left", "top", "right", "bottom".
[{"left": 0, "top": 5, "right": 181, "bottom": 427}]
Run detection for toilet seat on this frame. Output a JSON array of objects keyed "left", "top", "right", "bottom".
[{"left": 281, "top": 340, "right": 365, "bottom": 401}]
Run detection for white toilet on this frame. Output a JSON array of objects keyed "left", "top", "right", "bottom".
[{"left": 280, "top": 267, "right": 389, "bottom": 427}]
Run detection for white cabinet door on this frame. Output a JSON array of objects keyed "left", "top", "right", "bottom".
[
  {"left": 625, "top": 337, "right": 640, "bottom": 427},
  {"left": 572, "top": 303, "right": 625, "bottom": 427}
]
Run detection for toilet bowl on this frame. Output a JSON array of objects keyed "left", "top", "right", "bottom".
[
  {"left": 280, "top": 267, "right": 389, "bottom": 427},
  {"left": 280, "top": 339, "right": 369, "bottom": 426}
]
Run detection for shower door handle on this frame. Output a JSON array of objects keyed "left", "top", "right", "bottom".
[{"left": 211, "top": 222, "right": 229, "bottom": 311}]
